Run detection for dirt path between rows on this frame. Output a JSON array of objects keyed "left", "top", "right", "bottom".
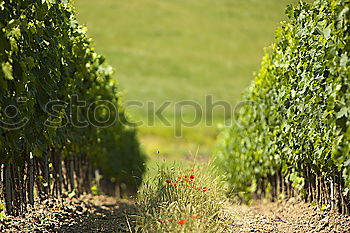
[
  {"left": 1, "top": 195, "right": 135, "bottom": 232},
  {"left": 226, "top": 198, "right": 350, "bottom": 233},
  {"left": 1, "top": 195, "right": 350, "bottom": 232}
]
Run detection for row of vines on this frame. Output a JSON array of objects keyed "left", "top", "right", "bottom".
[
  {"left": 216, "top": 0, "right": 350, "bottom": 214},
  {"left": 0, "top": 0, "right": 146, "bottom": 216}
]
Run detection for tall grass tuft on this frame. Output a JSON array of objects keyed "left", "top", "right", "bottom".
[{"left": 133, "top": 162, "right": 230, "bottom": 232}]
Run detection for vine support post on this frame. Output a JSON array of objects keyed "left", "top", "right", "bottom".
[
  {"left": 57, "top": 151, "right": 63, "bottom": 196},
  {"left": 28, "top": 154, "right": 34, "bottom": 205},
  {"left": 316, "top": 176, "right": 320, "bottom": 206},
  {"left": 4, "top": 164, "right": 13, "bottom": 215},
  {"left": 69, "top": 158, "right": 75, "bottom": 192},
  {"left": 43, "top": 153, "right": 50, "bottom": 197},
  {"left": 276, "top": 171, "right": 280, "bottom": 201},
  {"left": 331, "top": 178, "right": 335, "bottom": 210}
]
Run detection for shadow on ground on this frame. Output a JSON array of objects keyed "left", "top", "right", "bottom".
[{"left": 1, "top": 195, "right": 137, "bottom": 233}]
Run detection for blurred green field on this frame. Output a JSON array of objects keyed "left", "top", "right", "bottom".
[{"left": 74, "top": 0, "right": 299, "bottom": 158}]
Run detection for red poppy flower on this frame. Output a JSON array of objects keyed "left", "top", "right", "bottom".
[
  {"left": 190, "top": 175, "right": 195, "bottom": 180},
  {"left": 172, "top": 183, "right": 178, "bottom": 187},
  {"left": 178, "top": 219, "right": 188, "bottom": 225},
  {"left": 166, "top": 180, "right": 171, "bottom": 183},
  {"left": 177, "top": 176, "right": 182, "bottom": 180},
  {"left": 202, "top": 187, "right": 208, "bottom": 192},
  {"left": 190, "top": 169, "right": 195, "bottom": 172},
  {"left": 167, "top": 219, "right": 174, "bottom": 221},
  {"left": 191, "top": 215, "right": 198, "bottom": 219},
  {"left": 192, "top": 186, "right": 196, "bottom": 189}
]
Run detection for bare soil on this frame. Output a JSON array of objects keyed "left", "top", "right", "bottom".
[
  {"left": 0, "top": 195, "right": 135, "bottom": 233},
  {"left": 1, "top": 196, "right": 349, "bottom": 232},
  {"left": 227, "top": 198, "right": 350, "bottom": 233}
]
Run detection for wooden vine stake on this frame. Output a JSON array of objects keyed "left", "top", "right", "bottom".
[
  {"left": 28, "top": 153, "right": 34, "bottom": 205},
  {"left": 4, "top": 164, "right": 12, "bottom": 215}
]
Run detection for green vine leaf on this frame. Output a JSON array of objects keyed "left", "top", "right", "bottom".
[{"left": 1, "top": 62, "right": 13, "bottom": 80}]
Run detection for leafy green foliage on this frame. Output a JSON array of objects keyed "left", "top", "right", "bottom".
[
  {"left": 0, "top": 0, "right": 145, "bottom": 189},
  {"left": 216, "top": 0, "right": 350, "bottom": 200},
  {"left": 0, "top": 203, "right": 4, "bottom": 221}
]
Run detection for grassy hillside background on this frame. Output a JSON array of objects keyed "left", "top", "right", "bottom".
[{"left": 74, "top": 0, "right": 299, "bottom": 159}]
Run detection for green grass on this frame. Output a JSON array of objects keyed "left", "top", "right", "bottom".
[
  {"left": 132, "top": 162, "right": 229, "bottom": 232},
  {"left": 74, "top": 0, "right": 300, "bottom": 157},
  {"left": 138, "top": 116, "right": 218, "bottom": 157}
]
